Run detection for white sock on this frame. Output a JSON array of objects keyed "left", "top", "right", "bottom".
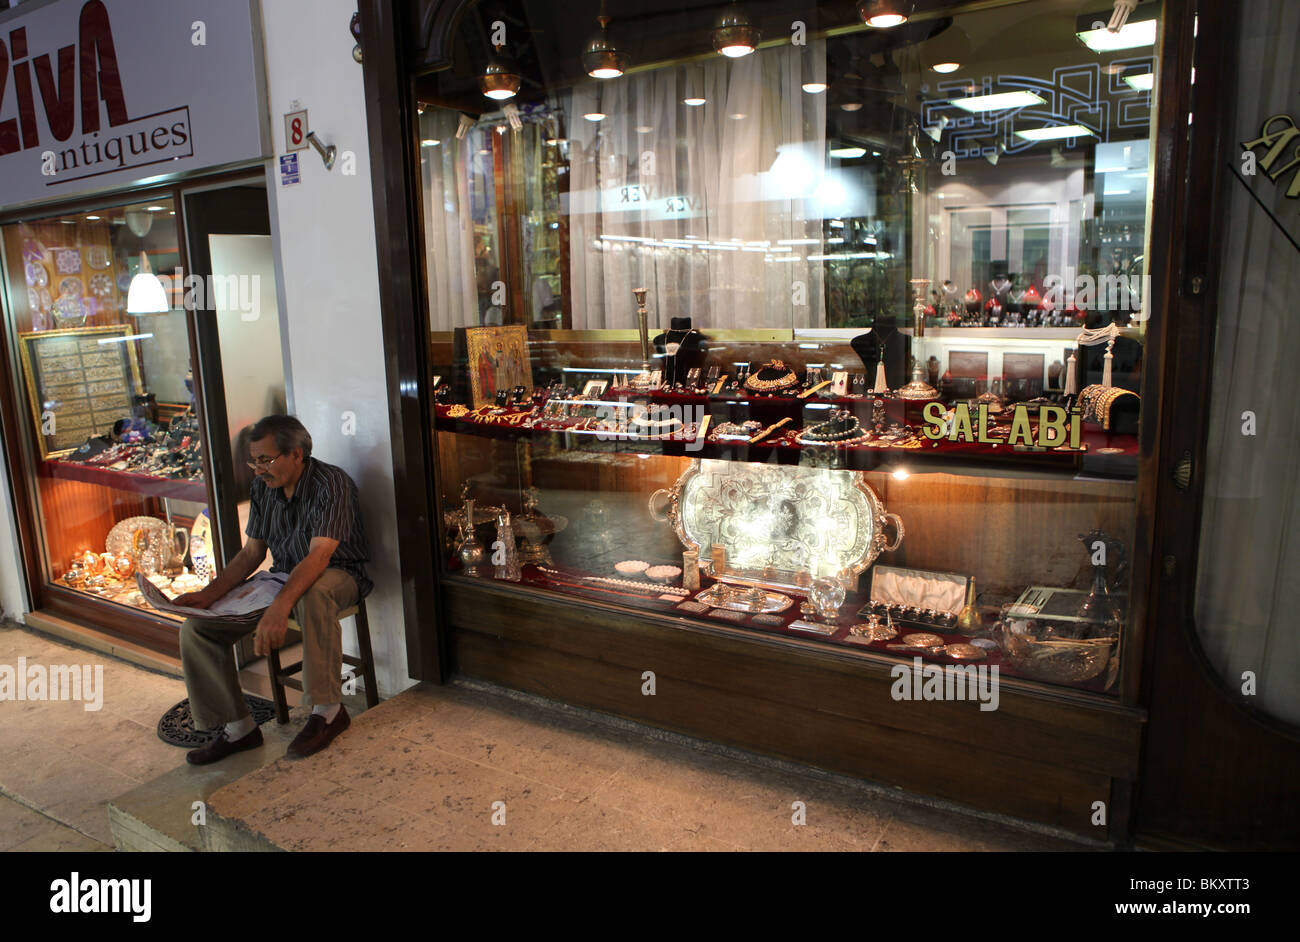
[
  {"left": 225, "top": 715, "right": 257, "bottom": 741},
  {"left": 312, "top": 703, "right": 340, "bottom": 723}
]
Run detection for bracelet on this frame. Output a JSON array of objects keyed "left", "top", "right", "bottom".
[
  {"left": 1099, "top": 387, "right": 1138, "bottom": 430},
  {"left": 711, "top": 420, "right": 762, "bottom": 441}
]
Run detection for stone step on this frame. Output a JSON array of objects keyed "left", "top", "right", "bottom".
[{"left": 108, "top": 694, "right": 369, "bottom": 852}]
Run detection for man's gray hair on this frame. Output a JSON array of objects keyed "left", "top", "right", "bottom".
[{"left": 250, "top": 414, "right": 312, "bottom": 460}]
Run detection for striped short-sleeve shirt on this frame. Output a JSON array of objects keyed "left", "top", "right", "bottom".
[{"left": 246, "top": 457, "right": 372, "bottom": 598}]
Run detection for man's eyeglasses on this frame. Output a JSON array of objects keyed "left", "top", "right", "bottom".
[{"left": 246, "top": 453, "right": 284, "bottom": 471}]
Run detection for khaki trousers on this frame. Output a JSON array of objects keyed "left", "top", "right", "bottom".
[{"left": 179, "top": 568, "right": 359, "bottom": 730}]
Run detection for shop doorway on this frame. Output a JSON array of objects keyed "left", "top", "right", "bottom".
[{"left": 181, "top": 183, "right": 286, "bottom": 665}]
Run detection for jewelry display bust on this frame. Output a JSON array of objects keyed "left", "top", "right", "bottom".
[
  {"left": 850, "top": 322, "right": 910, "bottom": 391},
  {"left": 653, "top": 317, "right": 708, "bottom": 386}
]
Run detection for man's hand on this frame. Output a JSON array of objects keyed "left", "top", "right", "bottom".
[
  {"left": 253, "top": 605, "right": 291, "bottom": 657},
  {"left": 172, "top": 588, "right": 215, "bottom": 609}
]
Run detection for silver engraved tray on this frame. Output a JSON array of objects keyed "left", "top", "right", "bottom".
[
  {"left": 694, "top": 584, "right": 793, "bottom": 614},
  {"left": 649, "top": 459, "right": 903, "bottom": 596}
]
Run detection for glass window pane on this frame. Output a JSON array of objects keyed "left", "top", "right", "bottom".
[
  {"left": 418, "top": 0, "right": 1162, "bottom": 696},
  {"left": 2, "top": 197, "right": 214, "bottom": 616}
]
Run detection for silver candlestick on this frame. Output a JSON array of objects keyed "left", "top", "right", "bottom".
[
  {"left": 909, "top": 277, "right": 930, "bottom": 339},
  {"left": 634, "top": 287, "right": 651, "bottom": 373}
]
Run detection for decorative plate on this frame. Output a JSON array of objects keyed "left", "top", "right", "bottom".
[
  {"left": 106, "top": 516, "right": 171, "bottom": 560},
  {"left": 86, "top": 245, "right": 111, "bottom": 270},
  {"left": 58, "top": 276, "right": 83, "bottom": 298},
  {"left": 52, "top": 297, "right": 86, "bottom": 327},
  {"left": 88, "top": 272, "right": 113, "bottom": 298},
  {"left": 649, "top": 458, "right": 903, "bottom": 596},
  {"left": 25, "top": 261, "right": 48, "bottom": 287},
  {"left": 22, "top": 239, "right": 47, "bottom": 265},
  {"left": 30, "top": 286, "right": 52, "bottom": 314},
  {"left": 54, "top": 248, "right": 82, "bottom": 275}
]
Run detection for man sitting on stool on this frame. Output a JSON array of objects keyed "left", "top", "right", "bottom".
[{"left": 173, "top": 414, "right": 372, "bottom": 763}]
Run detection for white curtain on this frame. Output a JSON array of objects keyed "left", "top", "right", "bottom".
[
  {"left": 1194, "top": 0, "right": 1300, "bottom": 725},
  {"left": 420, "top": 109, "right": 479, "bottom": 330},
  {"left": 566, "top": 42, "right": 827, "bottom": 330}
]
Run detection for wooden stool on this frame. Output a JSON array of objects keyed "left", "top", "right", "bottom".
[{"left": 267, "top": 598, "right": 379, "bottom": 724}]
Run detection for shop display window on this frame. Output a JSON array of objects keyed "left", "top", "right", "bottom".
[
  {"left": 415, "top": 0, "right": 1161, "bottom": 694},
  {"left": 1, "top": 198, "right": 214, "bottom": 617}
]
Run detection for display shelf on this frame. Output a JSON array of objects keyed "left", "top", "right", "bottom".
[
  {"left": 42, "top": 459, "right": 207, "bottom": 502},
  {"left": 897, "top": 325, "right": 1146, "bottom": 340},
  {"left": 433, "top": 399, "right": 1138, "bottom": 481},
  {"left": 440, "top": 564, "right": 1115, "bottom": 694}
]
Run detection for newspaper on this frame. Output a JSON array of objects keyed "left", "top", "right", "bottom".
[{"left": 136, "top": 570, "right": 288, "bottom": 623}]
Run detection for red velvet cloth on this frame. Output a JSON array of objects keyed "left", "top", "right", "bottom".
[
  {"left": 496, "top": 564, "right": 1110, "bottom": 693},
  {"left": 43, "top": 458, "right": 208, "bottom": 502}
]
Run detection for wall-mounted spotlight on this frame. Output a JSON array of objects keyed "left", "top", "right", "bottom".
[
  {"left": 985, "top": 140, "right": 1006, "bottom": 166},
  {"left": 859, "top": 0, "right": 908, "bottom": 29},
  {"left": 455, "top": 113, "right": 476, "bottom": 140},
  {"left": 1107, "top": 0, "right": 1139, "bottom": 31},
  {"left": 305, "top": 131, "right": 336, "bottom": 170},
  {"left": 583, "top": 2, "right": 627, "bottom": 78},
  {"left": 503, "top": 103, "right": 523, "bottom": 131},
  {"left": 712, "top": 3, "right": 759, "bottom": 58},
  {"left": 481, "top": 46, "right": 521, "bottom": 101}
]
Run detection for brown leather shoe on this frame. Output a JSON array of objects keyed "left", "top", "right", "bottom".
[
  {"left": 286, "top": 706, "right": 350, "bottom": 759},
  {"left": 186, "top": 726, "right": 264, "bottom": 765}
]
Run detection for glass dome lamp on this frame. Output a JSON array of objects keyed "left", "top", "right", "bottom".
[
  {"left": 859, "top": 0, "right": 908, "bottom": 28},
  {"left": 712, "top": 3, "right": 759, "bottom": 58},
  {"left": 481, "top": 48, "right": 521, "bottom": 101},
  {"left": 582, "top": 5, "right": 627, "bottom": 78}
]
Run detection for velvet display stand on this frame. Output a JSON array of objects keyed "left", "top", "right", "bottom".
[
  {"left": 652, "top": 317, "right": 709, "bottom": 387},
  {"left": 850, "top": 324, "right": 911, "bottom": 391}
]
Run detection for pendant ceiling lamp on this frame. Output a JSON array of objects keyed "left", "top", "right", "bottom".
[
  {"left": 583, "top": 2, "right": 627, "bottom": 79},
  {"left": 481, "top": 45, "right": 521, "bottom": 101},
  {"left": 712, "top": 3, "right": 760, "bottom": 59},
  {"left": 858, "top": 0, "right": 908, "bottom": 29},
  {"left": 126, "top": 251, "right": 169, "bottom": 315},
  {"left": 924, "top": 23, "right": 971, "bottom": 74},
  {"left": 122, "top": 208, "right": 168, "bottom": 314}
]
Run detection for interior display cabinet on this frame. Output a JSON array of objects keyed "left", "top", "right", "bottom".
[{"left": 368, "top": 0, "right": 1194, "bottom": 841}]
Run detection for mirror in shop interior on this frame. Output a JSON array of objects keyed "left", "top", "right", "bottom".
[
  {"left": 417, "top": 0, "right": 1160, "bottom": 695},
  {"left": 417, "top": 0, "right": 1155, "bottom": 335},
  {"left": 2, "top": 197, "right": 213, "bottom": 615}
]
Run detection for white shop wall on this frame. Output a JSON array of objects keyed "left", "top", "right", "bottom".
[
  {"left": 211, "top": 233, "right": 287, "bottom": 438},
  {"left": 259, "top": 0, "right": 411, "bottom": 697},
  {"left": 0, "top": 435, "right": 28, "bottom": 621}
]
